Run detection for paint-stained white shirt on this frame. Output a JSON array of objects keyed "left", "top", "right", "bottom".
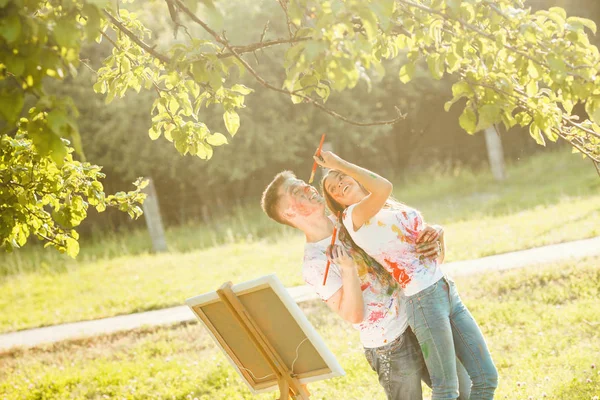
[
  {"left": 342, "top": 203, "right": 444, "bottom": 297},
  {"left": 302, "top": 223, "right": 407, "bottom": 348}
]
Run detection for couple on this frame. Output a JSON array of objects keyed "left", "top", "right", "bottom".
[{"left": 260, "top": 151, "right": 498, "bottom": 400}]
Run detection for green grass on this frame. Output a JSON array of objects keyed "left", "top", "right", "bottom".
[
  {"left": 0, "top": 149, "right": 598, "bottom": 333},
  {"left": 1, "top": 256, "right": 599, "bottom": 399}
]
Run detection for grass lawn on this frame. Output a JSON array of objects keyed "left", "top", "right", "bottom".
[
  {"left": 1, "top": 256, "right": 599, "bottom": 399},
  {"left": 0, "top": 150, "right": 599, "bottom": 333}
]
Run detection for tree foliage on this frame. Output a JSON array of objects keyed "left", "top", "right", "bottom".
[{"left": 1, "top": 0, "right": 599, "bottom": 255}]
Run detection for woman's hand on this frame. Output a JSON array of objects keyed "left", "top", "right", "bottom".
[
  {"left": 313, "top": 150, "right": 344, "bottom": 170},
  {"left": 326, "top": 244, "right": 355, "bottom": 270}
]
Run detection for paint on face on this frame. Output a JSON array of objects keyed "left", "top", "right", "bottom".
[
  {"left": 282, "top": 179, "right": 323, "bottom": 218},
  {"left": 287, "top": 196, "right": 314, "bottom": 217}
]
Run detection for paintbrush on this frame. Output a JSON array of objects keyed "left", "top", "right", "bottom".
[
  {"left": 322, "top": 211, "right": 341, "bottom": 286},
  {"left": 308, "top": 133, "right": 326, "bottom": 184}
]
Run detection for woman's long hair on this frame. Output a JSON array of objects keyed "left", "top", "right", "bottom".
[{"left": 320, "top": 170, "right": 399, "bottom": 294}]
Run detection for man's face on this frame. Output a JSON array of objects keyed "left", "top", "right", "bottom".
[{"left": 278, "top": 178, "right": 325, "bottom": 222}]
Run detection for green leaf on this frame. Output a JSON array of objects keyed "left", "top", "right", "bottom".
[
  {"left": 459, "top": 106, "right": 477, "bottom": 134},
  {"left": 548, "top": 7, "right": 567, "bottom": 20},
  {"left": 529, "top": 123, "right": 546, "bottom": 146},
  {"left": 70, "top": 129, "right": 85, "bottom": 158},
  {"left": 452, "top": 81, "right": 472, "bottom": 98},
  {"left": 191, "top": 61, "right": 208, "bottom": 83},
  {"left": 206, "top": 132, "right": 228, "bottom": 146},
  {"left": 358, "top": 8, "right": 378, "bottom": 40},
  {"left": 284, "top": 44, "right": 306, "bottom": 69},
  {"left": 526, "top": 80, "right": 538, "bottom": 97},
  {"left": 149, "top": 125, "right": 161, "bottom": 140},
  {"left": 86, "top": 0, "right": 110, "bottom": 7},
  {"left": 53, "top": 19, "right": 79, "bottom": 49},
  {"left": 527, "top": 61, "right": 541, "bottom": 79},
  {"left": 566, "top": 17, "right": 597, "bottom": 34},
  {"left": 445, "top": 81, "right": 471, "bottom": 111},
  {"left": 445, "top": 50, "right": 461, "bottom": 73},
  {"left": 49, "top": 136, "right": 68, "bottom": 166},
  {"left": 547, "top": 55, "right": 566, "bottom": 73},
  {"left": 223, "top": 110, "right": 240, "bottom": 136},
  {"left": 476, "top": 104, "right": 501, "bottom": 131},
  {"left": 231, "top": 84, "right": 253, "bottom": 95},
  {"left": 399, "top": 63, "right": 416, "bottom": 84},
  {"left": 0, "top": 13, "right": 22, "bottom": 43},
  {"left": 82, "top": 4, "right": 101, "bottom": 42},
  {"left": 585, "top": 101, "right": 600, "bottom": 126},
  {"left": 4, "top": 54, "right": 24, "bottom": 76},
  {"left": 427, "top": 53, "right": 444, "bottom": 80},
  {"left": 447, "top": 0, "right": 461, "bottom": 13},
  {"left": 65, "top": 237, "right": 80, "bottom": 258},
  {"left": 0, "top": 89, "right": 23, "bottom": 123},
  {"left": 47, "top": 109, "right": 71, "bottom": 136}
]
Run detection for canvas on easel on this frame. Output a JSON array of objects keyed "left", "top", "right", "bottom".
[{"left": 185, "top": 274, "right": 345, "bottom": 399}]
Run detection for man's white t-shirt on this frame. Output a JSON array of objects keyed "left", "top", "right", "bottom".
[
  {"left": 342, "top": 203, "right": 444, "bottom": 297},
  {"left": 302, "top": 229, "right": 407, "bottom": 348}
]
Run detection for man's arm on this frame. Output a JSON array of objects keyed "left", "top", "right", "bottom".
[
  {"left": 436, "top": 228, "right": 446, "bottom": 264},
  {"left": 323, "top": 245, "right": 364, "bottom": 324}
]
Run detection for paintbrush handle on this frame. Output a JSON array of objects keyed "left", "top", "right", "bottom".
[
  {"left": 308, "top": 134, "right": 326, "bottom": 184},
  {"left": 322, "top": 212, "right": 340, "bottom": 285}
]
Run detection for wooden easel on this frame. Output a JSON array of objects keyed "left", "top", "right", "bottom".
[{"left": 216, "top": 282, "right": 311, "bottom": 400}]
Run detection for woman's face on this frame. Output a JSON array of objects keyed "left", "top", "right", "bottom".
[{"left": 323, "top": 171, "right": 366, "bottom": 207}]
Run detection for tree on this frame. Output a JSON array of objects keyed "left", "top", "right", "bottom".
[{"left": 1, "top": 0, "right": 599, "bottom": 256}]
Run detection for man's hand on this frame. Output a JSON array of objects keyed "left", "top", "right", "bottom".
[
  {"left": 416, "top": 225, "right": 444, "bottom": 259},
  {"left": 416, "top": 224, "right": 442, "bottom": 244}
]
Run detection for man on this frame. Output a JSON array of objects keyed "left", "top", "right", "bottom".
[{"left": 261, "top": 171, "right": 471, "bottom": 400}]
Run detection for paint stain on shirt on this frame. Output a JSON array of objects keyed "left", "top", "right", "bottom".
[{"left": 383, "top": 258, "right": 412, "bottom": 287}]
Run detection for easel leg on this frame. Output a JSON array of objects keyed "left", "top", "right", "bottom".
[
  {"left": 278, "top": 378, "right": 290, "bottom": 400},
  {"left": 301, "top": 384, "right": 310, "bottom": 397}
]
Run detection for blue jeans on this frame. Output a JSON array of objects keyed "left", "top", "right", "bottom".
[
  {"left": 364, "top": 327, "right": 472, "bottom": 400},
  {"left": 405, "top": 277, "right": 498, "bottom": 400}
]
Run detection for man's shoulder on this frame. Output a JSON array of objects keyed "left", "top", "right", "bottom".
[{"left": 303, "top": 242, "right": 327, "bottom": 264}]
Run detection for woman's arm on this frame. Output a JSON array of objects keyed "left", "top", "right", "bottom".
[{"left": 315, "top": 151, "right": 392, "bottom": 230}]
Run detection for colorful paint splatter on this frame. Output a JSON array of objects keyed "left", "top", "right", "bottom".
[
  {"left": 342, "top": 203, "right": 444, "bottom": 297},
  {"left": 302, "top": 229, "right": 407, "bottom": 348}
]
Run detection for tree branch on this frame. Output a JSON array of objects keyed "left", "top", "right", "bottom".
[
  {"left": 594, "top": 160, "right": 600, "bottom": 178},
  {"left": 171, "top": 0, "right": 405, "bottom": 126},
  {"left": 277, "top": 0, "right": 296, "bottom": 40},
  {"left": 103, "top": 10, "right": 171, "bottom": 64},
  {"left": 223, "top": 37, "right": 311, "bottom": 59}
]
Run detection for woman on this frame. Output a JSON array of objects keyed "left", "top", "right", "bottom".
[{"left": 316, "top": 151, "right": 498, "bottom": 400}]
